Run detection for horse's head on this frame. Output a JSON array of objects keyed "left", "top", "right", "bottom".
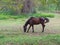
[{"left": 23, "top": 26, "right": 27, "bottom": 32}]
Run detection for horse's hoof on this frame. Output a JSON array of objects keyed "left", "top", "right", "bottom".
[
  {"left": 42, "top": 31, "right": 44, "bottom": 32},
  {"left": 32, "top": 31, "right": 34, "bottom": 33},
  {"left": 27, "top": 31, "right": 29, "bottom": 33}
]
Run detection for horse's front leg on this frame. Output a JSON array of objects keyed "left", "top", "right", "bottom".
[
  {"left": 27, "top": 25, "right": 31, "bottom": 33},
  {"left": 42, "top": 24, "right": 45, "bottom": 32},
  {"left": 32, "top": 25, "right": 34, "bottom": 33}
]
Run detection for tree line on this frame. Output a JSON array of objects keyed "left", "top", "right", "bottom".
[{"left": 0, "top": 0, "right": 60, "bottom": 15}]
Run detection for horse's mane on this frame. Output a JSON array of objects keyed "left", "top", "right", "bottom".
[{"left": 24, "top": 17, "right": 34, "bottom": 26}]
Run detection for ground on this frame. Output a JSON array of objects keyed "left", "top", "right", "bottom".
[
  {"left": 0, "top": 13, "right": 60, "bottom": 36},
  {"left": 0, "top": 13, "right": 60, "bottom": 45}
]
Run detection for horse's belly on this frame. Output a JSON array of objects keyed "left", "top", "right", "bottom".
[{"left": 33, "top": 22, "right": 40, "bottom": 25}]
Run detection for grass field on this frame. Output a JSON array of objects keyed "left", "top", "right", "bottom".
[
  {"left": 0, "top": 13, "right": 60, "bottom": 45},
  {"left": 0, "top": 34, "right": 60, "bottom": 45}
]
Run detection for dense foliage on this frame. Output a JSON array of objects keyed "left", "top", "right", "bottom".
[{"left": 0, "top": 0, "right": 60, "bottom": 14}]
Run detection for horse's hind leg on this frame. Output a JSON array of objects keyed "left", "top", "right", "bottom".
[
  {"left": 42, "top": 24, "right": 45, "bottom": 32},
  {"left": 27, "top": 25, "right": 31, "bottom": 33}
]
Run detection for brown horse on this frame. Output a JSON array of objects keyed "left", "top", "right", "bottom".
[{"left": 23, "top": 17, "right": 49, "bottom": 33}]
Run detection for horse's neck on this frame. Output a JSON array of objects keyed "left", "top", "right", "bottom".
[
  {"left": 24, "top": 19, "right": 29, "bottom": 27},
  {"left": 24, "top": 22, "right": 28, "bottom": 27}
]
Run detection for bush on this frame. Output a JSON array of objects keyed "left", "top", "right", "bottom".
[
  {"left": 0, "top": 13, "right": 54, "bottom": 20},
  {"left": 32, "top": 13, "right": 54, "bottom": 18}
]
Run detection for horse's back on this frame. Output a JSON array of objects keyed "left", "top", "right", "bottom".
[{"left": 28, "top": 17, "right": 40, "bottom": 24}]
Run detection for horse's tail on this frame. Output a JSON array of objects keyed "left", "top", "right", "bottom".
[{"left": 45, "top": 18, "right": 49, "bottom": 23}]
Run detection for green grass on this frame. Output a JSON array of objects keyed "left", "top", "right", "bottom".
[
  {"left": 0, "top": 14, "right": 27, "bottom": 20},
  {"left": 0, "top": 13, "right": 54, "bottom": 20},
  {"left": 32, "top": 13, "right": 54, "bottom": 18},
  {"left": 0, "top": 34, "right": 60, "bottom": 45}
]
